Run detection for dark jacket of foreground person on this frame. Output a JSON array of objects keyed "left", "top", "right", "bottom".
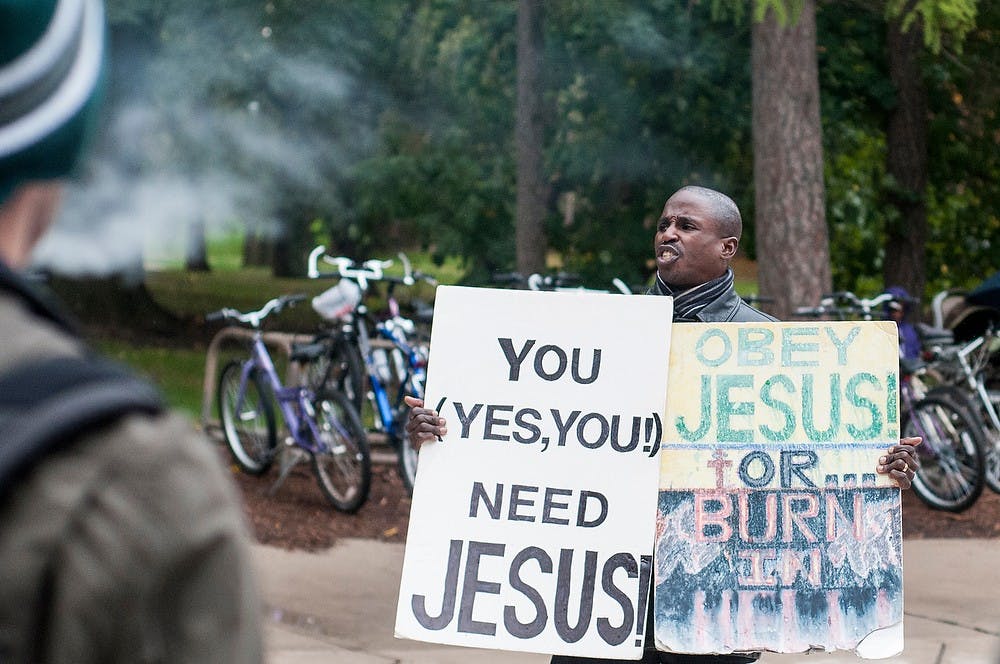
[{"left": 0, "top": 0, "right": 263, "bottom": 661}]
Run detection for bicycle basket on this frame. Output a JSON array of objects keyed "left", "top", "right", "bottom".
[{"left": 312, "top": 280, "right": 362, "bottom": 321}]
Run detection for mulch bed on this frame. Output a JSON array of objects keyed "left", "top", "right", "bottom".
[
  {"left": 222, "top": 444, "right": 1000, "bottom": 551},
  {"left": 227, "top": 451, "right": 413, "bottom": 551}
]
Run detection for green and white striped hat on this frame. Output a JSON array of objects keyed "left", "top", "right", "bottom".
[{"left": 0, "top": 0, "right": 105, "bottom": 201}]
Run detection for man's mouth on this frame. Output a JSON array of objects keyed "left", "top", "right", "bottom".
[{"left": 657, "top": 244, "right": 680, "bottom": 262}]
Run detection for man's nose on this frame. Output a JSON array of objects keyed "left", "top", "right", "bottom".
[{"left": 659, "top": 220, "right": 678, "bottom": 240}]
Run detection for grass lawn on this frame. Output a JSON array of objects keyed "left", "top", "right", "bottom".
[
  {"left": 145, "top": 267, "right": 334, "bottom": 331},
  {"left": 97, "top": 340, "right": 209, "bottom": 418}
]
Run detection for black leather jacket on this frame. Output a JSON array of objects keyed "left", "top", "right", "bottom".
[{"left": 645, "top": 280, "right": 777, "bottom": 324}]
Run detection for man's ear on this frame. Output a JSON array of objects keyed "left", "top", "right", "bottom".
[{"left": 720, "top": 237, "right": 738, "bottom": 260}]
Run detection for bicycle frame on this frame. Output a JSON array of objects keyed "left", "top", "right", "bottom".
[
  {"left": 951, "top": 335, "right": 1000, "bottom": 435},
  {"left": 379, "top": 319, "right": 427, "bottom": 401},
  {"left": 900, "top": 375, "right": 939, "bottom": 448},
  {"left": 235, "top": 333, "right": 347, "bottom": 456},
  {"left": 350, "top": 308, "right": 426, "bottom": 436}
]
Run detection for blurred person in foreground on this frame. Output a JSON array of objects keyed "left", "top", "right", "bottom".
[
  {"left": 0, "top": 1, "right": 263, "bottom": 661},
  {"left": 405, "top": 185, "right": 921, "bottom": 664}
]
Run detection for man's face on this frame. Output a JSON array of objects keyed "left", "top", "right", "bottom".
[
  {"left": 653, "top": 189, "right": 737, "bottom": 288},
  {"left": 0, "top": 182, "right": 62, "bottom": 269}
]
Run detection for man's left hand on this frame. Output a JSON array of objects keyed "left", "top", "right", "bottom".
[{"left": 878, "top": 437, "right": 921, "bottom": 489}]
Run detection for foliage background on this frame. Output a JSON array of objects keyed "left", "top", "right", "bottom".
[{"left": 35, "top": 0, "right": 1000, "bottom": 301}]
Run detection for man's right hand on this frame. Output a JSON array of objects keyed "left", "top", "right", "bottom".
[{"left": 404, "top": 395, "right": 447, "bottom": 447}]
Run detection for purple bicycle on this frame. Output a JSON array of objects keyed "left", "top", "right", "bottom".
[{"left": 207, "top": 294, "right": 371, "bottom": 513}]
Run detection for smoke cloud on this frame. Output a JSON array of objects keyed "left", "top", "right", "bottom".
[{"left": 32, "top": 11, "right": 378, "bottom": 276}]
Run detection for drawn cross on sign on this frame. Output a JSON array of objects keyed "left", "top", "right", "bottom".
[{"left": 706, "top": 448, "right": 732, "bottom": 489}]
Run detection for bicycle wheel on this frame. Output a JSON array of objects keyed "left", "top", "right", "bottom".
[
  {"left": 903, "top": 394, "right": 987, "bottom": 512},
  {"left": 311, "top": 389, "right": 371, "bottom": 513},
  {"left": 969, "top": 400, "right": 1000, "bottom": 494},
  {"left": 978, "top": 342, "right": 1000, "bottom": 492},
  {"left": 393, "top": 401, "right": 419, "bottom": 494},
  {"left": 218, "top": 360, "right": 277, "bottom": 475},
  {"left": 928, "top": 386, "right": 1000, "bottom": 494}
]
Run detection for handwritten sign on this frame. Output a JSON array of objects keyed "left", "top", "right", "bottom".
[
  {"left": 395, "top": 286, "right": 673, "bottom": 659},
  {"left": 653, "top": 322, "right": 903, "bottom": 658}
]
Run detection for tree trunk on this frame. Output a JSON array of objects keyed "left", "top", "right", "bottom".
[
  {"left": 185, "top": 218, "right": 211, "bottom": 272},
  {"left": 884, "top": 5, "right": 928, "bottom": 303},
  {"left": 271, "top": 224, "right": 304, "bottom": 278},
  {"left": 515, "top": 0, "right": 547, "bottom": 276},
  {"left": 272, "top": 235, "right": 293, "bottom": 278},
  {"left": 751, "top": 0, "right": 831, "bottom": 320},
  {"left": 271, "top": 213, "right": 312, "bottom": 278},
  {"left": 242, "top": 221, "right": 271, "bottom": 267}
]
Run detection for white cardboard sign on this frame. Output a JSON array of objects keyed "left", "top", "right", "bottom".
[{"left": 394, "top": 286, "right": 674, "bottom": 659}]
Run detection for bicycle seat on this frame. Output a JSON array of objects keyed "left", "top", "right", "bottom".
[
  {"left": 290, "top": 342, "right": 328, "bottom": 363},
  {"left": 915, "top": 322, "right": 954, "bottom": 346}
]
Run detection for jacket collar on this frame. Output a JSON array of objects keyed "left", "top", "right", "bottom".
[
  {"left": 692, "top": 284, "right": 744, "bottom": 322},
  {"left": 0, "top": 261, "right": 79, "bottom": 336}
]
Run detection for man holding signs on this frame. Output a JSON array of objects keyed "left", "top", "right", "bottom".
[{"left": 405, "top": 186, "right": 920, "bottom": 663}]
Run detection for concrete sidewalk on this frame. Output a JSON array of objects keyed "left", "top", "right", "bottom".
[{"left": 254, "top": 539, "right": 1000, "bottom": 664}]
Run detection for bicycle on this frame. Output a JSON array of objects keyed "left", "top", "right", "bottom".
[
  {"left": 899, "top": 355, "right": 987, "bottom": 511},
  {"left": 795, "top": 290, "right": 988, "bottom": 511},
  {"left": 793, "top": 290, "right": 897, "bottom": 321},
  {"left": 306, "top": 247, "right": 436, "bottom": 494},
  {"left": 918, "top": 322, "right": 1000, "bottom": 496},
  {"left": 207, "top": 294, "right": 371, "bottom": 513}
]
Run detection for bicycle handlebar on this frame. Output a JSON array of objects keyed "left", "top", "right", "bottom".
[
  {"left": 825, "top": 291, "right": 898, "bottom": 311},
  {"left": 525, "top": 273, "right": 613, "bottom": 293},
  {"left": 796, "top": 291, "right": 907, "bottom": 319},
  {"left": 206, "top": 293, "right": 307, "bottom": 328},
  {"left": 492, "top": 270, "right": 629, "bottom": 294},
  {"left": 307, "top": 245, "right": 437, "bottom": 290},
  {"left": 396, "top": 252, "right": 439, "bottom": 287},
  {"left": 611, "top": 278, "right": 632, "bottom": 295},
  {"left": 491, "top": 272, "right": 527, "bottom": 285},
  {"left": 526, "top": 274, "right": 546, "bottom": 291},
  {"left": 793, "top": 305, "right": 833, "bottom": 317}
]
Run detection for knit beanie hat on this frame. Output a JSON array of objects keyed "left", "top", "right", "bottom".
[{"left": 0, "top": 0, "right": 106, "bottom": 202}]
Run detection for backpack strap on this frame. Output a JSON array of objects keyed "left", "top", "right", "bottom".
[{"left": 0, "top": 356, "right": 165, "bottom": 497}]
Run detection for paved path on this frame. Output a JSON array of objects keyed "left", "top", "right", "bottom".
[{"left": 254, "top": 538, "right": 1000, "bottom": 663}]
